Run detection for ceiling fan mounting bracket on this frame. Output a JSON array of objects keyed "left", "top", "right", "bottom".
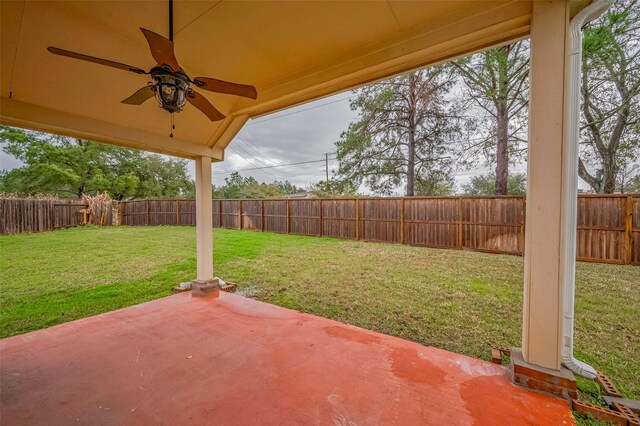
[{"left": 149, "top": 66, "right": 190, "bottom": 83}]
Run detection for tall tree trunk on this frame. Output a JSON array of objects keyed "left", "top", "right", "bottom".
[
  {"left": 406, "top": 75, "right": 417, "bottom": 197},
  {"left": 602, "top": 158, "right": 618, "bottom": 193},
  {"left": 495, "top": 45, "right": 510, "bottom": 196},
  {"left": 407, "top": 127, "right": 415, "bottom": 196},
  {"left": 495, "top": 106, "right": 509, "bottom": 195}
]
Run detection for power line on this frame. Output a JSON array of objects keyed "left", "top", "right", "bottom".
[
  {"left": 231, "top": 141, "right": 274, "bottom": 169},
  {"left": 217, "top": 160, "right": 326, "bottom": 179},
  {"left": 214, "top": 156, "right": 336, "bottom": 176},
  {"left": 225, "top": 146, "right": 280, "bottom": 179},
  {"left": 215, "top": 162, "right": 333, "bottom": 181},
  {"left": 212, "top": 167, "right": 331, "bottom": 186},
  {"left": 246, "top": 94, "right": 355, "bottom": 127},
  {"left": 234, "top": 136, "right": 280, "bottom": 166}
]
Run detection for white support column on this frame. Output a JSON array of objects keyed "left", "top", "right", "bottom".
[
  {"left": 195, "top": 156, "right": 213, "bottom": 280},
  {"left": 522, "top": 0, "right": 570, "bottom": 371}
]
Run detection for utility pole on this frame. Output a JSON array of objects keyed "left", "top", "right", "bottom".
[{"left": 325, "top": 153, "right": 329, "bottom": 182}]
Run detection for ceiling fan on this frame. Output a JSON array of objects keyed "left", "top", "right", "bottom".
[{"left": 46, "top": 7, "right": 257, "bottom": 131}]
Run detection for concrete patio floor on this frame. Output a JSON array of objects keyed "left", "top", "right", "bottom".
[{"left": 0, "top": 292, "right": 575, "bottom": 425}]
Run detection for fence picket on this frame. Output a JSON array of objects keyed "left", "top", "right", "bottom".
[
  {"left": 75, "top": 195, "right": 640, "bottom": 265},
  {"left": 1, "top": 198, "right": 111, "bottom": 235}
]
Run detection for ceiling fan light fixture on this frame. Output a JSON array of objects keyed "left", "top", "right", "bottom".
[
  {"left": 153, "top": 72, "right": 190, "bottom": 113},
  {"left": 47, "top": 26, "right": 257, "bottom": 123}
]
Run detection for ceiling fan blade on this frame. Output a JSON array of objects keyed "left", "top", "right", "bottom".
[
  {"left": 140, "top": 28, "right": 180, "bottom": 72},
  {"left": 193, "top": 77, "right": 258, "bottom": 100},
  {"left": 121, "top": 86, "right": 155, "bottom": 105},
  {"left": 187, "top": 91, "right": 225, "bottom": 121},
  {"left": 47, "top": 47, "right": 146, "bottom": 74}
]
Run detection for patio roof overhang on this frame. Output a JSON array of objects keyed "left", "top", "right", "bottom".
[
  {"left": 1, "top": 0, "right": 588, "bottom": 160},
  {"left": 1, "top": 0, "right": 603, "bottom": 384}
]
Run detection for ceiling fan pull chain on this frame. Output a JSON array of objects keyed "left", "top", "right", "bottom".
[{"left": 170, "top": 113, "right": 174, "bottom": 138}]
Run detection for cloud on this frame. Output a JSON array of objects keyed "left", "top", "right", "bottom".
[{"left": 212, "top": 92, "right": 359, "bottom": 188}]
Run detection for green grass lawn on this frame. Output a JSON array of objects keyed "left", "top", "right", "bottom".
[{"left": 1, "top": 226, "right": 638, "bottom": 408}]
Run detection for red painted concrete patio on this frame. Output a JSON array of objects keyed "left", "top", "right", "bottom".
[{"left": 0, "top": 292, "right": 575, "bottom": 425}]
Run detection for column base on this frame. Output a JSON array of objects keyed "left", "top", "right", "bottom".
[
  {"left": 190, "top": 278, "right": 221, "bottom": 297},
  {"left": 509, "top": 348, "right": 577, "bottom": 400}
]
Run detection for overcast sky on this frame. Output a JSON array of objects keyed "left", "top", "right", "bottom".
[
  {"left": 211, "top": 91, "right": 358, "bottom": 189},
  {"left": 0, "top": 91, "right": 358, "bottom": 189},
  {"left": 210, "top": 90, "right": 525, "bottom": 194},
  {"left": 0, "top": 143, "right": 22, "bottom": 171},
  {"left": 0, "top": 89, "right": 549, "bottom": 194}
]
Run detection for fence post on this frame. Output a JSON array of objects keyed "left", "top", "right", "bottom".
[
  {"left": 355, "top": 199, "right": 360, "bottom": 240},
  {"left": 146, "top": 200, "right": 150, "bottom": 226},
  {"left": 319, "top": 199, "right": 323, "bottom": 237},
  {"left": 400, "top": 198, "right": 406, "bottom": 244},
  {"left": 625, "top": 195, "right": 633, "bottom": 264},
  {"left": 286, "top": 199, "right": 291, "bottom": 234},
  {"left": 239, "top": 200, "right": 244, "bottom": 230},
  {"left": 219, "top": 200, "right": 223, "bottom": 228},
  {"left": 118, "top": 202, "right": 125, "bottom": 226},
  {"left": 521, "top": 197, "right": 526, "bottom": 255},
  {"left": 261, "top": 200, "right": 265, "bottom": 232},
  {"left": 457, "top": 197, "right": 464, "bottom": 250},
  {"left": 362, "top": 199, "right": 366, "bottom": 241},
  {"left": 50, "top": 200, "right": 56, "bottom": 230},
  {"left": 176, "top": 200, "right": 180, "bottom": 226}
]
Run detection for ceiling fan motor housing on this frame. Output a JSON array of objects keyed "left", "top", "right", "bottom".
[{"left": 151, "top": 67, "right": 190, "bottom": 113}]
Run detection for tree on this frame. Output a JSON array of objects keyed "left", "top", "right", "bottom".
[
  {"left": 452, "top": 41, "right": 529, "bottom": 195},
  {"left": 579, "top": 0, "right": 640, "bottom": 193},
  {"left": 136, "top": 155, "right": 194, "bottom": 199},
  {"left": 273, "top": 180, "right": 303, "bottom": 196},
  {"left": 335, "top": 67, "right": 459, "bottom": 196},
  {"left": 213, "top": 172, "right": 302, "bottom": 199},
  {"left": 616, "top": 162, "right": 639, "bottom": 193},
  {"left": 625, "top": 173, "right": 640, "bottom": 193},
  {"left": 461, "top": 172, "right": 527, "bottom": 196},
  {"left": 0, "top": 126, "right": 194, "bottom": 199},
  {"left": 307, "top": 179, "right": 358, "bottom": 198},
  {"left": 415, "top": 168, "right": 456, "bottom": 196}
]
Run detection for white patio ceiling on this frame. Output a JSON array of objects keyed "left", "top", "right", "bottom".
[{"left": 1, "top": 1, "right": 589, "bottom": 160}]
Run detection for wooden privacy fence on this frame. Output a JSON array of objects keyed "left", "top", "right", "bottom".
[
  {"left": 0, "top": 198, "right": 113, "bottom": 236},
  {"left": 119, "top": 195, "right": 640, "bottom": 265}
]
